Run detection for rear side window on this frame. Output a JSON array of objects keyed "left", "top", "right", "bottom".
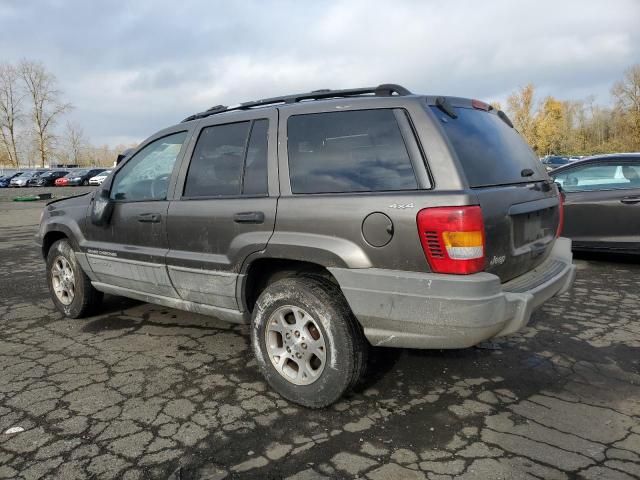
[
  {"left": 431, "top": 106, "right": 545, "bottom": 187},
  {"left": 183, "top": 119, "right": 269, "bottom": 197},
  {"left": 287, "top": 109, "right": 418, "bottom": 194}
]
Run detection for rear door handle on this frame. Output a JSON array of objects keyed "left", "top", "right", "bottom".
[
  {"left": 137, "top": 213, "right": 161, "bottom": 223},
  {"left": 233, "top": 211, "right": 265, "bottom": 224},
  {"left": 620, "top": 196, "right": 640, "bottom": 205}
]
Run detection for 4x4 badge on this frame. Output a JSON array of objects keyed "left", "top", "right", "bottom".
[{"left": 388, "top": 203, "right": 415, "bottom": 209}]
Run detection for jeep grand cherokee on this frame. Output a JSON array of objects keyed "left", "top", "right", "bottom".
[{"left": 37, "top": 84, "right": 576, "bottom": 407}]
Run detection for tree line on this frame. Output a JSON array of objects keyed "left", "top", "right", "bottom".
[
  {"left": 2, "top": 60, "right": 639, "bottom": 169},
  {"left": 499, "top": 64, "right": 640, "bottom": 156},
  {"left": 0, "top": 60, "right": 132, "bottom": 169}
]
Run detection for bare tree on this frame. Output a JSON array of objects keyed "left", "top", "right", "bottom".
[
  {"left": 0, "top": 63, "right": 24, "bottom": 167},
  {"left": 19, "top": 60, "right": 72, "bottom": 167},
  {"left": 63, "top": 121, "right": 87, "bottom": 166}
]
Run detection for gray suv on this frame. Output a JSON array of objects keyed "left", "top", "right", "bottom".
[{"left": 36, "top": 84, "right": 576, "bottom": 407}]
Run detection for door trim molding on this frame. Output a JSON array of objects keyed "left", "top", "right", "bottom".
[
  {"left": 167, "top": 264, "right": 237, "bottom": 276},
  {"left": 87, "top": 253, "right": 161, "bottom": 267}
]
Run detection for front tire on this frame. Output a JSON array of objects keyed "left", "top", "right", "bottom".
[
  {"left": 47, "top": 239, "right": 103, "bottom": 318},
  {"left": 251, "top": 276, "right": 368, "bottom": 408}
]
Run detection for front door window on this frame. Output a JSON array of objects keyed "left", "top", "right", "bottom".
[{"left": 111, "top": 131, "right": 188, "bottom": 201}]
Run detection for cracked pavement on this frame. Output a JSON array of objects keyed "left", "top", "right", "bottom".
[{"left": 1, "top": 188, "right": 639, "bottom": 479}]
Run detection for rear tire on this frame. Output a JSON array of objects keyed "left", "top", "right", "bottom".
[
  {"left": 251, "top": 276, "right": 368, "bottom": 408},
  {"left": 46, "top": 239, "right": 103, "bottom": 318}
]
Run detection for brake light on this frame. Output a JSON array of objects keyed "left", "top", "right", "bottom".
[
  {"left": 471, "top": 99, "right": 490, "bottom": 111},
  {"left": 417, "top": 206, "right": 486, "bottom": 274},
  {"left": 556, "top": 192, "right": 564, "bottom": 237}
]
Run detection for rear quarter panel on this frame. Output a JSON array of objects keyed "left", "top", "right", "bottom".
[{"left": 270, "top": 97, "right": 475, "bottom": 273}]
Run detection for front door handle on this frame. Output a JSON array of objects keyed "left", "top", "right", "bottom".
[
  {"left": 137, "top": 213, "right": 161, "bottom": 223},
  {"left": 620, "top": 196, "right": 640, "bottom": 205},
  {"left": 233, "top": 211, "right": 265, "bottom": 224}
]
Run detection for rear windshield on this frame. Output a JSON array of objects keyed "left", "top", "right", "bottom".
[{"left": 430, "top": 106, "right": 545, "bottom": 187}]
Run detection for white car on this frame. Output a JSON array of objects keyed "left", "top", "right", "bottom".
[{"left": 89, "top": 170, "right": 112, "bottom": 186}]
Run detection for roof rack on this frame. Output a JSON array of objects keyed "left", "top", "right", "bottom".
[{"left": 181, "top": 83, "right": 412, "bottom": 122}]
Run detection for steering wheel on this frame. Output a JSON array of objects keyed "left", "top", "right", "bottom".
[{"left": 150, "top": 174, "right": 170, "bottom": 199}]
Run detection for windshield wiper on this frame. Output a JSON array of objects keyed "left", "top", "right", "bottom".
[{"left": 435, "top": 96, "right": 458, "bottom": 119}]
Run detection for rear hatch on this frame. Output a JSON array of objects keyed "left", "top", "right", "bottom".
[{"left": 428, "top": 99, "right": 560, "bottom": 282}]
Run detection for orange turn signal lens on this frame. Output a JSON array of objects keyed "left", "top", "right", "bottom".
[{"left": 442, "top": 231, "right": 483, "bottom": 248}]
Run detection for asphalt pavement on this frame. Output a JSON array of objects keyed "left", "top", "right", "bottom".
[{"left": 0, "top": 187, "right": 639, "bottom": 479}]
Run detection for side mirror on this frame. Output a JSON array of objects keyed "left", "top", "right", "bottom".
[{"left": 91, "top": 189, "right": 114, "bottom": 226}]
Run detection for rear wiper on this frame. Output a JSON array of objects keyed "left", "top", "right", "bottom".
[
  {"left": 497, "top": 110, "right": 514, "bottom": 128},
  {"left": 521, "top": 168, "right": 534, "bottom": 177},
  {"left": 435, "top": 96, "right": 458, "bottom": 119}
]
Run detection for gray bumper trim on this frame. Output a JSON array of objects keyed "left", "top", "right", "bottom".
[{"left": 329, "top": 237, "right": 576, "bottom": 349}]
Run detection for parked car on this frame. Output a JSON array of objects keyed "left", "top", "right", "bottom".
[
  {"left": 55, "top": 168, "right": 106, "bottom": 186},
  {"left": 37, "top": 84, "right": 576, "bottom": 407},
  {"left": 54, "top": 172, "right": 73, "bottom": 187},
  {"left": 26, "top": 170, "right": 61, "bottom": 187},
  {"left": 550, "top": 153, "right": 640, "bottom": 254},
  {"left": 55, "top": 168, "right": 102, "bottom": 186},
  {"left": 89, "top": 170, "right": 112, "bottom": 186},
  {"left": 0, "top": 172, "right": 24, "bottom": 188},
  {"left": 10, "top": 170, "right": 47, "bottom": 187},
  {"left": 30, "top": 170, "right": 70, "bottom": 187},
  {"left": 540, "top": 155, "right": 572, "bottom": 172}
]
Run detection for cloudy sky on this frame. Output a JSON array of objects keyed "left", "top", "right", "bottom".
[{"left": 1, "top": 0, "right": 638, "bottom": 147}]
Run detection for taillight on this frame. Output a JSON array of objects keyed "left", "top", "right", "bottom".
[
  {"left": 556, "top": 192, "right": 564, "bottom": 237},
  {"left": 417, "top": 206, "right": 486, "bottom": 274}
]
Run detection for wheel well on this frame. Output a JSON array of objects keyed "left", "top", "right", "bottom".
[
  {"left": 42, "top": 231, "right": 68, "bottom": 258},
  {"left": 243, "top": 259, "right": 338, "bottom": 313}
]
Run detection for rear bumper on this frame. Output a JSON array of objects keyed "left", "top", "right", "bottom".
[{"left": 329, "top": 237, "right": 576, "bottom": 349}]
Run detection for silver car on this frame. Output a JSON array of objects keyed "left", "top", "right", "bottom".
[{"left": 10, "top": 171, "right": 43, "bottom": 187}]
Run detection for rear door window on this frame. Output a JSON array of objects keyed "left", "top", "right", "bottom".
[
  {"left": 184, "top": 122, "right": 249, "bottom": 197},
  {"left": 431, "top": 106, "right": 546, "bottom": 187},
  {"left": 183, "top": 119, "right": 269, "bottom": 197},
  {"left": 287, "top": 109, "right": 418, "bottom": 194},
  {"left": 242, "top": 119, "right": 269, "bottom": 195}
]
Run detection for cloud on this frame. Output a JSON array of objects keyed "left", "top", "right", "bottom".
[{"left": 1, "top": 0, "right": 638, "bottom": 146}]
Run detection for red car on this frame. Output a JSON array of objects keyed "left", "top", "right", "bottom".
[{"left": 55, "top": 176, "right": 69, "bottom": 186}]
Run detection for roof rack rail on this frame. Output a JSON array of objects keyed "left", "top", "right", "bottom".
[{"left": 181, "top": 83, "right": 412, "bottom": 122}]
